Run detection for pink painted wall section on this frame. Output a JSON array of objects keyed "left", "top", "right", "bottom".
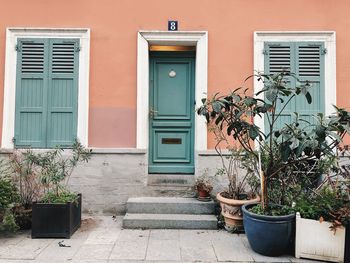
[
  {"left": 89, "top": 107, "right": 136, "bottom": 148},
  {"left": 0, "top": 0, "right": 349, "bottom": 148}
]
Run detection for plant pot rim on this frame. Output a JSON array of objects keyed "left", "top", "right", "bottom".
[
  {"left": 242, "top": 203, "right": 295, "bottom": 221},
  {"left": 297, "top": 212, "right": 347, "bottom": 229},
  {"left": 34, "top": 193, "right": 82, "bottom": 205},
  {"left": 216, "top": 192, "right": 260, "bottom": 205}
]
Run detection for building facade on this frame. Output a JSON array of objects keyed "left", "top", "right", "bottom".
[{"left": 0, "top": 0, "right": 349, "bottom": 213}]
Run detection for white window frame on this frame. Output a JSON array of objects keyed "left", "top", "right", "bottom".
[
  {"left": 2, "top": 28, "right": 90, "bottom": 148},
  {"left": 254, "top": 31, "right": 336, "bottom": 131},
  {"left": 136, "top": 31, "right": 208, "bottom": 151}
]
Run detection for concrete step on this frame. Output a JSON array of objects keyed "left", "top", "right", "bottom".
[
  {"left": 126, "top": 197, "right": 215, "bottom": 214},
  {"left": 123, "top": 213, "right": 218, "bottom": 229},
  {"left": 147, "top": 174, "right": 195, "bottom": 186},
  {"left": 146, "top": 185, "right": 196, "bottom": 198}
]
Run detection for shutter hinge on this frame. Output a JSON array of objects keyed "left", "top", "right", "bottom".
[
  {"left": 321, "top": 48, "right": 327, "bottom": 55},
  {"left": 262, "top": 49, "right": 268, "bottom": 55},
  {"left": 75, "top": 46, "right": 81, "bottom": 52},
  {"left": 12, "top": 137, "right": 16, "bottom": 144},
  {"left": 15, "top": 44, "right": 20, "bottom": 52}
]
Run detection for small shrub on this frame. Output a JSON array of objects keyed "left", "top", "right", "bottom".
[
  {"left": 0, "top": 163, "right": 20, "bottom": 233},
  {"left": 0, "top": 210, "right": 19, "bottom": 233}
]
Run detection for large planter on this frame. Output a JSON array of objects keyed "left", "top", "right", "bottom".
[
  {"left": 31, "top": 194, "right": 82, "bottom": 238},
  {"left": 242, "top": 203, "right": 295, "bottom": 256},
  {"left": 295, "top": 212, "right": 345, "bottom": 262},
  {"left": 217, "top": 192, "right": 260, "bottom": 232}
]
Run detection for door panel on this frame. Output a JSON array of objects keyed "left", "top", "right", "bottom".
[
  {"left": 153, "top": 129, "right": 191, "bottom": 163},
  {"left": 155, "top": 63, "right": 191, "bottom": 119},
  {"left": 149, "top": 53, "right": 195, "bottom": 174}
]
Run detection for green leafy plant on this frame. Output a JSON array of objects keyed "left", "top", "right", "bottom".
[
  {"left": 0, "top": 161, "right": 20, "bottom": 233},
  {"left": 296, "top": 145, "right": 350, "bottom": 231},
  {"left": 23, "top": 140, "right": 91, "bottom": 203},
  {"left": 0, "top": 210, "right": 19, "bottom": 233},
  {"left": 197, "top": 71, "right": 350, "bottom": 214},
  {"left": 211, "top": 125, "right": 259, "bottom": 199},
  {"left": 9, "top": 150, "right": 41, "bottom": 207},
  {"left": 41, "top": 189, "right": 80, "bottom": 204},
  {"left": 195, "top": 169, "right": 214, "bottom": 193},
  {"left": 0, "top": 175, "right": 19, "bottom": 210}
]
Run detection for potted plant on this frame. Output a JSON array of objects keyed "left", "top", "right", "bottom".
[
  {"left": 194, "top": 169, "right": 214, "bottom": 201},
  {"left": 214, "top": 136, "right": 260, "bottom": 232},
  {"left": 198, "top": 71, "right": 350, "bottom": 256},
  {"left": 29, "top": 141, "right": 91, "bottom": 238},
  {"left": 197, "top": 98, "right": 260, "bottom": 232},
  {"left": 294, "top": 146, "right": 350, "bottom": 262}
]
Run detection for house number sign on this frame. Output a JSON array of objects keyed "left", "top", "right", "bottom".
[{"left": 168, "top": 21, "right": 178, "bottom": 31}]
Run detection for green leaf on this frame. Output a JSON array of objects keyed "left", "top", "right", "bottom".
[
  {"left": 266, "top": 89, "right": 277, "bottom": 102},
  {"left": 305, "top": 92, "right": 312, "bottom": 104},
  {"left": 212, "top": 101, "right": 221, "bottom": 113},
  {"left": 248, "top": 126, "right": 259, "bottom": 140},
  {"left": 215, "top": 114, "right": 223, "bottom": 125},
  {"left": 281, "top": 143, "right": 291, "bottom": 162}
]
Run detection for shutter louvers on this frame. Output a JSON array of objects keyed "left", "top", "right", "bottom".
[
  {"left": 21, "top": 42, "right": 45, "bottom": 74},
  {"left": 298, "top": 45, "right": 321, "bottom": 77},
  {"left": 268, "top": 45, "right": 291, "bottom": 74},
  {"left": 52, "top": 42, "right": 75, "bottom": 74}
]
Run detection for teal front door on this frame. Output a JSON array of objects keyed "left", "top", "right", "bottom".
[{"left": 149, "top": 52, "right": 195, "bottom": 174}]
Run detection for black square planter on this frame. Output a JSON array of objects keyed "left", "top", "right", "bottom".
[{"left": 31, "top": 194, "right": 82, "bottom": 238}]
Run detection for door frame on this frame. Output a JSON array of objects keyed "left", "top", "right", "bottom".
[{"left": 136, "top": 31, "right": 208, "bottom": 154}]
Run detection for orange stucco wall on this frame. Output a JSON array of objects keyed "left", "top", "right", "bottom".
[{"left": 0, "top": 0, "right": 349, "bottom": 148}]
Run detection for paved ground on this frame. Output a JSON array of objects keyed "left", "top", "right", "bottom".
[{"left": 0, "top": 216, "right": 321, "bottom": 263}]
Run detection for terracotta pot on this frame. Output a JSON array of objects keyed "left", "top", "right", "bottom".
[
  {"left": 197, "top": 188, "right": 211, "bottom": 198},
  {"left": 197, "top": 187, "right": 210, "bottom": 197},
  {"left": 216, "top": 192, "right": 260, "bottom": 232},
  {"left": 196, "top": 185, "right": 212, "bottom": 201}
]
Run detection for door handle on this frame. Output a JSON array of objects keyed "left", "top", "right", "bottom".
[{"left": 149, "top": 107, "right": 158, "bottom": 119}]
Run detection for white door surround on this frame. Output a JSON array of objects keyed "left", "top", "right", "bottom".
[
  {"left": 136, "top": 31, "right": 208, "bottom": 152},
  {"left": 253, "top": 31, "right": 336, "bottom": 131}
]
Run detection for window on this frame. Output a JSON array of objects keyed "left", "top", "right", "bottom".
[
  {"left": 2, "top": 28, "right": 90, "bottom": 149},
  {"left": 14, "top": 38, "right": 79, "bottom": 148},
  {"left": 264, "top": 41, "right": 325, "bottom": 129},
  {"left": 253, "top": 32, "right": 336, "bottom": 132}
]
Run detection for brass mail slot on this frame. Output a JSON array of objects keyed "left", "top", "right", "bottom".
[{"left": 162, "top": 138, "right": 182, "bottom": 144}]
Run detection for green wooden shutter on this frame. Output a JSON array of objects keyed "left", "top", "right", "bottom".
[
  {"left": 47, "top": 39, "right": 79, "bottom": 147},
  {"left": 14, "top": 39, "right": 49, "bottom": 147},
  {"left": 264, "top": 42, "right": 295, "bottom": 131},
  {"left": 264, "top": 42, "right": 325, "bottom": 131},
  {"left": 295, "top": 42, "right": 325, "bottom": 125}
]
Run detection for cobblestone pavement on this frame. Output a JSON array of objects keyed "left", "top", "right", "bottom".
[{"left": 0, "top": 216, "right": 322, "bottom": 263}]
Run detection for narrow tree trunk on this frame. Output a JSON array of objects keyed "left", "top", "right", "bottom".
[{"left": 260, "top": 171, "right": 267, "bottom": 210}]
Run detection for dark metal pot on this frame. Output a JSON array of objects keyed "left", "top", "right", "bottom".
[{"left": 242, "top": 203, "right": 295, "bottom": 257}]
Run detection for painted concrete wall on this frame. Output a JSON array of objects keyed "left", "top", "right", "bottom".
[{"left": 0, "top": 0, "right": 349, "bottom": 148}]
